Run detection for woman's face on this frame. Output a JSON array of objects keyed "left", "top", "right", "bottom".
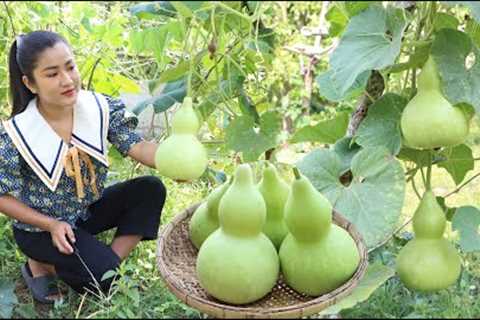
[{"left": 23, "top": 41, "right": 81, "bottom": 109}]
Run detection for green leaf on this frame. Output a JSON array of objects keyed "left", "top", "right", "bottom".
[
  {"left": 0, "top": 279, "right": 18, "bottom": 318},
  {"left": 433, "top": 12, "right": 459, "bottom": 31},
  {"left": 328, "top": 4, "right": 407, "bottom": 98},
  {"left": 129, "top": 2, "right": 176, "bottom": 19},
  {"left": 326, "top": 5, "right": 349, "bottom": 37},
  {"left": 436, "top": 196, "right": 457, "bottom": 221},
  {"left": 198, "top": 75, "right": 245, "bottom": 121},
  {"left": 290, "top": 112, "right": 349, "bottom": 144},
  {"left": 396, "top": 147, "right": 432, "bottom": 168},
  {"left": 431, "top": 29, "right": 480, "bottom": 114},
  {"left": 316, "top": 70, "right": 370, "bottom": 102},
  {"left": 132, "top": 79, "right": 187, "bottom": 115},
  {"left": 238, "top": 90, "right": 260, "bottom": 123},
  {"left": 170, "top": 1, "right": 193, "bottom": 17},
  {"left": 225, "top": 111, "right": 282, "bottom": 162},
  {"left": 437, "top": 144, "right": 474, "bottom": 185},
  {"left": 320, "top": 261, "right": 395, "bottom": 315},
  {"left": 159, "top": 50, "right": 207, "bottom": 84},
  {"left": 466, "top": 19, "right": 480, "bottom": 48},
  {"left": 333, "top": 137, "right": 362, "bottom": 175},
  {"left": 452, "top": 206, "right": 480, "bottom": 252},
  {"left": 297, "top": 146, "right": 406, "bottom": 248},
  {"left": 354, "top": 93, "right": 408, "bottom": 155},
  {"left": 101, "top": 270, "right": 117, "bottom": 282},
  {"left": 345, "top": 1, "right": 373, "bottom": 17}
]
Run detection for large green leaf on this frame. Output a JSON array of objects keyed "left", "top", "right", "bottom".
[
  {"left": 433, "top": 12, "right": 459, "bottom": 31},
  {"left": 129, "top": 2, "right": 176, "bottom": 19},
  {"left": 297, "top": 146, "right": 406, "bottom": 248},
  {"left": 290, "top": 112, "right": 349, "bottom": 144},
  {"left": 320, "top": 261, "right": 395, "bottom": 315},
  {"left": 0, "top": 279, "right": 18, "bottom": 318},
  {"left": 132, "top": 79, "right": 187, "bottom": 115},
  {"left": 328, "top": 4, "right": 407, "bottom": 98},
  {"left": 316, "top": 70, "right": 370, "bottom": 102},
  {"left": 225, "top": 111, "right": 282, "bottom": 162},
  {"left": 452, "top": 206, "right": 480, "bottom": 252},
  {"left": 354, "top": 93, "right": 408, "bottom": 155},
  {"left": 431, "top": 29, "right": 480, "bottom": 114},
  {"left": 437, "top": 144, "right": 474, "bottom": 185}
]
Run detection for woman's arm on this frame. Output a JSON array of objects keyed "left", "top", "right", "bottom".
[
  {"left": 127, "top": 140, "right": 158, "bottom": 169},
  {"left": 0, "top": 195, "right": 56, "bottom": 231},
  {"left": 0, "top": 195, "right": 76, "bottom": 254}
]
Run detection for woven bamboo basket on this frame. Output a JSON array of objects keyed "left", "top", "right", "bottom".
[{"left": 156, "top": 203, "right": 368, "bottom": 319}]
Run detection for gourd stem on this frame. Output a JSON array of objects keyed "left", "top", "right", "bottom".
[
  {"left": 292, "top": 167, "right": 301, "bottom": 180},
  {"left": 426, "top": 150, "right": 433, "bottom": 191}
]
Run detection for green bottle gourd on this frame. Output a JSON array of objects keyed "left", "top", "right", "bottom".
[
  {"left": 155, "top": 97, "right": 208, "bottom": 181},
  {"left": 400, "top": 56, "right": 469, "bottom": 149},
  {"left": 257, "top": 161, "right": 290, "bottom": 250},
  {"left": 279, "top": 168, "right": 360, "bottom": 296},
  {"left": 189, "top": 179, "right": 231, "bottom": 250},
  {"left": 196, "top": 164, "right": 279, "bottom": 304},
  {"left": 396, "top": 190, "right": 461, "bottom": 292}
]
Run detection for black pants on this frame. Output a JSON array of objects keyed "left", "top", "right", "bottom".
[{"left": 13, "top": 176, "right": 167, "bottom": 294}]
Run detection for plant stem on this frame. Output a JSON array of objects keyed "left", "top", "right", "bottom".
[
  {"left": 445, "top": 171, "right": 480, "bottom": 198},
  {"left": 426, "top": 150, "right": 432, "bottom": 191},
  {"left": 420, "top": 166, "right": 426, "bottom": 188},
  {"left": 411, "top": 175, "right": 422, "bottom": 200},
  {"left": 292, "top": 167, "right": 301, "bottom": 179}
]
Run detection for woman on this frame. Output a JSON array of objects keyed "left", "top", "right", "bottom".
[{"left": 0, "top": 30, "right": 166, "bottom": 303}]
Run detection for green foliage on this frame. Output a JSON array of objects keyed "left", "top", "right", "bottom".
[
  {"left": 452, "top": 206, "right": 480, "bottom": 252},
  {"left": 354, "top": 93, "right": 408, "bottom": 155},
  {"left": 328, "top": 4, "right": 408, "bottom": 98},
  {"left": 297, "top": 147, "right": 406, "bottom": 248}
]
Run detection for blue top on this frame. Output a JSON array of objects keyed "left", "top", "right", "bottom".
[{"left": 0, "top": 94, "right": 143, "bottom": 232}]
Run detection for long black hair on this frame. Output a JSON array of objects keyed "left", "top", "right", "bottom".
[{"left": 8, "top": 31, "right": 70, "bottom": 117}]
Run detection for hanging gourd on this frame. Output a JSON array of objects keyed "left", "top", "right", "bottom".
[
  {"left": 400, "top": 56, "right": 469, "bottom": 149},
  {"left": 155, "top": 97, "right": 208, "bottom": 181},
  {"left": 396, "top": 190, "right": 461, "bottom": 292}
]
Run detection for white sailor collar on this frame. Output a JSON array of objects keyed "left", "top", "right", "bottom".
[{"left": 2, "top": 90, "right": 109, "bottom": 192}]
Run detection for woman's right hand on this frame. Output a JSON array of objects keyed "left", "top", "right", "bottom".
[{"left": 48, "top": 220, "right": 76, "bottom": 255}]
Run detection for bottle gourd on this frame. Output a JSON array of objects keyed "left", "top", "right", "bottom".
[
  {"left": 258, "top": 161, "right": 290, "bottom": 250},
  {"left": 155, "top": 97, "right": 208, "bottom": 181},
  {"left": 189, "top": 179, "right": 231, "bottom": 250},
  {"left": 196, "top": 164, "right": 279, "bottom": 304},
  {"left": 396, "top": 190, "right": 461, "bottom": 292},
  {"left": 400, "top": 56, "right": 469, "bottom": 149},
  {"left": 279, "top": 168, "right": 360, "bottom": 296}
]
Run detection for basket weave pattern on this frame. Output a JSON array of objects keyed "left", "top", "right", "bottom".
[{"left": 157, "top": 203, "right": 368, "bottom": 318}]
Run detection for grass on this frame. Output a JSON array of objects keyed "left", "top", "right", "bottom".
[{"left": 2, "top": 130, "right": 480, "bottom": 318}]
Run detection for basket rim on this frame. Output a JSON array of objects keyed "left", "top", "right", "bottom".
[{"left": 156, "top": 202, "right": 369, "bottom": 317}]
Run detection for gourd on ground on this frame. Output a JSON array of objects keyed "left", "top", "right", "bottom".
[
  {"left": 189, "top": 179, "right": 231, "bottom": 250},
  {"left": 279, "top": 168, "right": 360, "bottom": 296},
  {"left": 400, "top": 56, "right": 469, "bottom": 149},
  {"left": 396, "top": 190, "right": 461, "bottom": 292},
  {"left": 155, "top": 97, "right": 208, "bottom": 181},
  {"left": 196, "top": 164, "right": 279, "bottom": 305},
  {"left": 257, "top": 161, "right": 290, "bottom": 250}
]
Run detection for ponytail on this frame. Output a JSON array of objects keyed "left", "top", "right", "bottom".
[{"left": 8, "top": 37, "right": 34, "bottom": 117}]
